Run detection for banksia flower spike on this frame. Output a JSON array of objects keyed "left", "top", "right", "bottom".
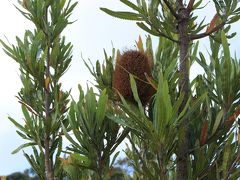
[{"left": 113, "top": 50, "right": 155, "bottom": 105}]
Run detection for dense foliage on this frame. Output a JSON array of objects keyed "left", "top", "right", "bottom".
[{"left": 1, "top": 0, "right": 240, "bottom": 179}]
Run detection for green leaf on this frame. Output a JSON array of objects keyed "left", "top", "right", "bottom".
[
  {"left": 60, "top": 0, "right": 67, "bottom": 8},
  {"left": 228, "top": 15, "right": 240, "bottom": 24},
  {"left": 22, "top": 105, "right": 32, "bottom": 123},
  {"left": 230, "top": 168, "right": 240, "bottom": 180},
  {"left": 0, "top": 40, "right": 18, "bottom": 61},
  {"left": 192, "top": 41, "right": 199, "bottom": 60},
  {"left": 110, "top": 151, "right": 120, "bottom": 167},
  {"left": 100, "top": 8, "right": 143, "bottom": 21},
  {"left": 107, "top": 110, "right": 141, "bottom": 133},
  {"left": 222, "top": 134, "right": 234, "bottom": 177},
  {"left": 136, "top": 22, "right": 159, "bottom": 36},
  {"left": 153, "top": 71, "right": 173, "bottom": 136},
  {"left": 12, "top": 142, "right": 36, "bottom": 154},
  {"left": 85, "top": 88, "right": 97, "bottom": 131},
  {"left": 129, "top": 74, "right": 144, "bottom": 116},
  {"left": 16, "top": 130, "right": 30, "bottom": 140},
  {"left": 212, "top": 109, "right": 224, "bottom": 135},
  {"left": 23, "top": 150, "right": 44, "bottom": 179},
  {"left": 8, "top": 116, "right": 26, "bottom": 132},
  {"left": 120, "top": 0, "right": 144, "bottom": 14},
  {"left": 62, "top": 164, "right": 81, "bottom": 180},
  {"left": 71, "top": 153, "right": 92, "bottom": 167},
  {"left": 61, "top": 121, "right": 81, "bottom": 149},
  {"left": 50, "top": 138, "right": 60, "bottom": 157},
  {"left": 164, "top": 57, "right": 177, "bottom": 80},
  {"left": 193, "top": 0, "right": 203, "bottom": 9},
  {"left": 178, "top": 92, "right": 207, "bottom": 122},
  {"left": 221, "top": 31, "right": 230, "bottom": 61},
  {"left": 96, "top": 89, "right": 108, "bottom": 128}
]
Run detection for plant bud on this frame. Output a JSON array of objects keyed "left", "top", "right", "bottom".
[{"left": 113, "top": 50, "right": 155, "bottom": 105}]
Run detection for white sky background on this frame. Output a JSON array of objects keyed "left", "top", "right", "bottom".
[{"left": 0, "top": 0, "right": 239, "bottom": 175}]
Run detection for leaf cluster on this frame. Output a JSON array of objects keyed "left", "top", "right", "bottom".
[
  {"left": 0, "top": 0, "right": 77, "bottom": 179},
  {"left": 61, "top": 86, "right": 129, "bottom": 179}
]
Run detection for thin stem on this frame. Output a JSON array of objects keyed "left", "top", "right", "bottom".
[
  {"left": 44, "top": 5, "right": 54, "bottom": 180},
  {"left": 157, "top": 149, "right": 167, "bottom": 180},
  {"left": 187, "top": 0, "right": 195, "bottom": 12},
  {"left": 97, "top": 152, "right": 103, "bottom": 180},
  {"left": 190, "top": 21, "right": 226, "bottom": 40}
]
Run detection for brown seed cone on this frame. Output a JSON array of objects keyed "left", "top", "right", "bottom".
[{"left": 113, "top": 50, "right": 155, "bottom": 105}]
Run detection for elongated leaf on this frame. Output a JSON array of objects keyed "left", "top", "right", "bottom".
[
  {"left": 0, "top": 40, "right": 14, "bottom": 55},
  {"left": 12, "top": 142, "right": 36, "bottom": 154},
  {"left": 230, "top": 169, "right": 240, "bottom": 180},
  {"left": 120, "top": 0, "right": 144, "bottom": 14},
  {"left": 107, "top": 112, "right": 140, "bottom": 133},
  {"left": 212, "top": 110, "right": 224, "bottom": 135},
  {"left": 22, "top": 105, "right": 33, "bottom": 123},
  {"left": 221, "top": 31, "right": 230, "bottom": 61},
  {"left": 24, "top": 151, "right": 44, "bottom": 179},
  {"left": 164, "top": 57, "right": 177, "bottom": 80},
  {"left": 100, "top": 8, "right": 143, "bottom": 21},
  {"left": 85, "top": 88, "right": 97, "bottom": 129},
  {"left": 129, "top": 74, "right": 144, "bottom": 116},
  {"left": 153, "top": 71, "right": 173, "bottom": 136},
  {"left": 96, "top": 89, "right": 108, "bottom": 128},
  {"left": 137, "top": 22, "right": 159, "bottom": 36},
  {"left": 136, "top": 35, "right": 144, "bottom": 53},
  {"left": 110, "top": 151, "right": 120, "bottom": 167},
  {"left": 222, "top": 134, "right": 234, "bottom": 177},
  {"left": 178, "top": 92, "right": 207, "bottom": 122},
  {"left": 16, "top": 130, "right": 30, "bottom": 140},
  {"left": 145, "top": 73, "right": 157, "bottom": 90},
  {"left": 62, "top": 165, "right": 80, "bottom": 180},
  {"left": 61, "top": 121, "right": 81, "bottom": 149},
  {"left": 8, "top": 116, "right": 26, "bottom": 132}
]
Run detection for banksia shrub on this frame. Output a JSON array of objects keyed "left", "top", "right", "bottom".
[{"left": 113, "top": 50, "right": 155, "bottom": 105}]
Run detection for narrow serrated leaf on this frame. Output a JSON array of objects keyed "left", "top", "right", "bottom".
[
  {"left": 100, "top": 8, "right": 143, "bottom": 21},
  {"left": 12, "top": 142, "right": 36, "bottom": 154}
]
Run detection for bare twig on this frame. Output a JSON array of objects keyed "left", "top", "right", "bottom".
[
  {"left": 190, "top": 21, "right": 226, "bottom": 40},
  {"left": 187, "top": 0, "right": 195, "bottom": 12}
]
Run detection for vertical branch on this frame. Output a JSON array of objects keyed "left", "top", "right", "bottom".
[
  {"left": 44, "top": 5, "right": 54, "bottom": 180},
  {"left": 97, "top": 154, "right": 103, "bottom": 180},
  {"left": 176, "top": 0, "right": 190, "bottom": 179},
  {"left": 1, "top": 1, "right": 76, "bottom": 179},
  {"left": 44, "top": 49, "right": 54, "bottom": 180}
]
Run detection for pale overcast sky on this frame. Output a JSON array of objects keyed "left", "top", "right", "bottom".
[{"left": 0, "top": 0, "right": 239, "bottom": 175}]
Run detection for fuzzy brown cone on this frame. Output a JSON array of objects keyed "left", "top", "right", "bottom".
[{"left": 113, "top": 50, "right": 155, "bottom": 105}]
